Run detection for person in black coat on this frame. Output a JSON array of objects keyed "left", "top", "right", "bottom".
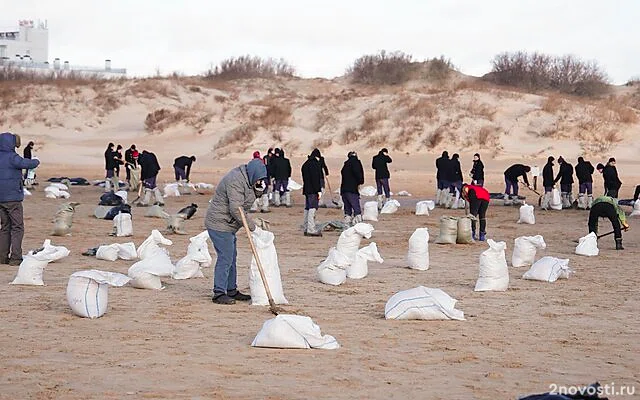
[
  {"left": 301, "top": 148, "right": 323, "bottom": 236},
  {"left": 553, "top": 156, "right": 575, "bottom": 208},
  {"left": 103, "top": 142, "right": 120, "bottom": 191},
  {"left": 22, "top": 141, "right": 35, "bottom": 180},
  {"left": 503, "top": 164, "right": 531, "bottom": 197},
  {"left": 114, "top": 145, "right": 124, "bottom": 178},
  {"left": 540, "top": 156, "right": 555, "bottom": 210},
  {"left": 137, "top": 150, "right": 164, "bottom": 206},
  {"left": 602, "top": 157, "right": 622, "bottom": 198},
  {"left": 372, "top": 148, "right": 392, "bottom": 208},
  {"left": 450, "top": 153, "right": 463, "bottom": 195},
  {"left": 435, "top": 151, "right": 450, "bottom": 204},
  {"left": 173, "top": 155, "right": 196, "bottom": 182},
  {"left": 575, "top": 156, "right": 595, "bottom": 209},
  {"left": 340, "top": 151, "right": 365, "bottom": 225},
  {"left": 271, "top": 148, "right": 292, "bottom": 207},
  {"left": 124, "top": 144, "right": 137, "bottom": 184},
  {"left": 470, "top": 153, "right": 484, "bottom": 186}
]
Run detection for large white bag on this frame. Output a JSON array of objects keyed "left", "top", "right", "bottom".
[
  {"left": 575, "top": 232, "right": 599, "bottom": 256},
  {"left": 113, "top": 213, "right": 133, "bottom": 237},
  {"left": 287, "top": 178, "right": 303, "bottom": 191},
  {"left": 474, "top": 239, "right": 509, "bottom": 292},
  {"left": 163, "top": 183, "right": 181, "bottom": 197},
  {"left": 137, "top": 230, "right": 173, "bottom": 259},
  {"left": 145, "top": 205, "right": 167, "bottom": 218},
  {"left": 517, "top": 204, "right": 535, "bottom": 224},
  {"left": 359, "top": 186, "right": 377, "bottom": 197},
  {"left": 33, "top": 239, "right": 70, "bottom": 262},
  {"left": 251, "top": 314, "right": 340, "bottom": 350},
  {"left": 512, "top": 235, "right": 546, "bottom": 267},
  {"left": 456, "top": 216, "right": 474, "bottom": 244},
  {"left": 96, "top": 242, "right": 137, "bottom": 261},
  {"left": 550, "top": 188, "right": 562, "bottom": 210},
  {"left": 415, "top": 200, "right": 435, "bottom": 216},
  {"left": 435, "top": 216, "right": 458, "bottom": 244},
  {"left": 317, "top": 247, "right": 350, "bottom": 286},
  {"left": 66, "top": 270, "right": 130, "bottom": 318},
  {"left": 250, "top": 228, "right": 288, "bottom": 306},
  {"left": 380, "top": 199, "right": 400, "bottom": 214},
  {"left": 347, "top": 242, "right": 383, "bottom": 279},
  {"left": 630, "top": 200, "right": 640, "bottom": 217},
  {"left": 173, "top": 231, "right": 212, "bottom": 279},
  {"left": 523, "top": 256, "right": 574, "bottom": 282},
  {"left": 362, "top": 201, "right": 379, "bottom": 222},
  {"left": 10, "top": 245, "right": 64, "bottom": 286},
  {"left": 336, "top": 222, "right": 374, "bottom": 263},
  {"left": 385, "top": 286, "right": 465, "bottom": 320},
  {"left": 44, "top": 185, "right": 71, "bottom": 199},
  {"left": 129, "top": 230, "right": 174, "bottom": 289},
  {"left": 407, "top": 228, "right": 429, "bottom": 270}
]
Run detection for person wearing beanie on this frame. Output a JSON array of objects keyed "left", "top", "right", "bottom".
[
  {"left": 602, "top": 157, "right": 622, "bottom": 199},
  {"left": 22, "top": 141, "right": 35, "bottom": 182},
  {"left": 114, "top": 145, "right": 124, "bottom": 179},
  {"left": 137, "top": 149, "right": 164, "bottom": 206},
  {"left": 371, "top": 148, "right": 392, "bottom": 209},
  {"left": 124, "top": 144, "right": 138, "bottom": 186},
  {"left": 103, "top": 143, "right": 120, "bottom": 192},
  {"left": 553, "top": 156, "right": 575, "bottom": 209},
  {"left": 540, "top": 156, "right": 556, "bottom": 210},
  {"left": 575, "top": 156, "right": 595, "bottom": 209},
  {"left": 435, "top": 151, "right": 450, "bottom": 206},
  {"left": 301, "top": 148, "right": 323, "bottom": 237},
  {"left": 503, "top": 163, "right": 531, "bottom": 198},
  {"left": 173, "top": 155, "right": 196, "bottom": 182},
  {"left": 470, "top": 153, "right": 485, "bottom": 187},
  {"left": 340, "top": 151, "right": 365, "bottom": 225},
  {"left": 205, "top": 158, "right": 267, "bottom": 304},
  {"left": 271, "top": 148, "right": 292, "bottom": 208},
  {"left": 0, "top": 132, "right": 40, "bottom": 266}
]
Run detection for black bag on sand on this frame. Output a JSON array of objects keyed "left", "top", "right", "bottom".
[
  {"left": 104, "top": 204, "right": 132, "bottom": 220},
  {"left": 177, "top": 203, "right": 198, "bottom": 220},
  {"left": 99, "top": 191, "right": 123, "bottom": 206},
  {"left": 519, "top": 382, "right": 608, "bottom": 400}
]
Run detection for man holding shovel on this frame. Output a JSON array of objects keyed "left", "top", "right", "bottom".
[
  {"left": 205, "top": 158, "right": 268, "bottom": 304},
  {"left": 588, "top": 195, "right": 629, "bottom": 250}
]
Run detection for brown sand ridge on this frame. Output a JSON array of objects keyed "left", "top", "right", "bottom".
[{"left": 0, "top": 74, "right": 639, "bottom": 399}]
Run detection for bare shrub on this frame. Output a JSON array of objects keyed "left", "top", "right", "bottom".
[
  {"left": 393, "top": 121, "right": 421, "bottom": 150},
  {"left": 258, "top": 104, "right": 292, "bottom": 128},
  {"left": 130, "top": 79, "right": 179, "bottom": 100},
  {"left": 347, "top": 50, "right": 414, "bottom": 85},
  {"left": 487, "top": 52, "right": 609, "bottom": 97},
  {"left": 465, "top": 99, "right": 496, "bottom": 121},
  {"left": 216, "top": 123, "right": 258, "bottom": 149},
  {"left": 426, "top": 56, "right": 455, "bottom": 82},
  {"left": 366, "top": 133, "right": 386, "bottom": 148},
  {"left": 188, "top": 86, "right": 202, "bottom": 93},
  {"left": 625, "top": 77, "right": 640, "bottom": 86},
  {"left": 360, "top": 109, "right": 387, "bottom": 132},
  {"left": 476, "top": 126, "right": 500, "bottom": 147},
  {"left": 94, "top": 94, "right": 121, "bottom": 113},
  {"left": 406, "top": 98, "right": 436, "bottom": 120},
  {"left": 340, "top": 127, "right": 359, "bottom": 145},
  {"left": 312, "top": 137, "right": 333, "bottom": 150},
  {"left": 314, "top": 107, "right": 337, "bottom": 131},
  {"left": 541, "top": 95, "right": 563, "bottom": 113},
  {"left": 423, "top": 129, "right": 444, "bottom": 149},
  {"left": 205, "top": 56, "right": 296, "bottom": 80},
  {"left": 615, "top": 107, "right": 638, "bottom": 123},
  {"left": 214, "top": 95, "right": 227, "bottom": 103},
  {"left": 144, "top": 108, "right": 185, "bottom": 132}
]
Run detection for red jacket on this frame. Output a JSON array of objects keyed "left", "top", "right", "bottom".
[{"left": 463, "top": 184, "right": 490, "bottom": 202}]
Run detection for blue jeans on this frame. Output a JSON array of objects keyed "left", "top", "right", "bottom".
[
  {"left": 579, "top": 182, "right": 592, "bottom": 195},
  {"left": 341, "top": 192, "right": 361, "bottom": 216},
  {"left": 174, "top": 166, "right": 186, "bottom": 181},
  {"left": 208, "top": 229, "right": 237, "bottom": 295},
  {"left": 275, "top": 179, "right": 288, "bottom": 195},
  {"left": 505, "top": 178, "right": 518, "bottom": 196},
  {"left": 376, "top": 178, "right": 390, "bottom": 197}
]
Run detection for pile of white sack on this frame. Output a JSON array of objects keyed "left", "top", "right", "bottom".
[
  {"left": 434, "top": 216, "right": 474, "bottom": 245},
  {"left": 385, "top": 286, "right": 465, "bottom": 320},
  {"left": 173, "top": 231, "right": 213, "bottom": 279},
  {"left": 127, "top": 230, "right": 174, "bottom": 289}
]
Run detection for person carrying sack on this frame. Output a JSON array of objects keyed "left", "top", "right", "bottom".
[{"left": 461, "top": 183, "right": 490, "bottom": 242}]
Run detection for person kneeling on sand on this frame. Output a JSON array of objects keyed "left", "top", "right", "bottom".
[
  {"left": 588, "top": 195, "right": 629, "bottom": 250},
  {"left": 205, "top": 158, "right": 267, "bottom": 304},
  {"left": 461, "top": 183, "right": 490, "bottom": 242}
]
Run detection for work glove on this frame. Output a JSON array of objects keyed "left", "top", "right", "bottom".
[
  {"left": 255, "top": 217, "right": 270, "bottom": 231},
  {"left": 623, "top": 222, "right": 630, "bottom": 231}
]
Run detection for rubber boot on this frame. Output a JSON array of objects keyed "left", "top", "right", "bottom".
[
  {"left": 284, "top": 191, "right": 292, "bottom": 207},
  {"left": 353, "top": 214, "right": 363, "bottom": 224},
  {"left": 300, "top": 209, "right": 308, "bottom": 232},
  {"left": 587, "top": 195, "right": 593, "bottom": 209},
  {"left": 250, "top": 199, "right": 259, "bottom": 213},
  {"left": 577, "top": 194, "right": 586, "bottom": 210},
  {"left": 561, "top": 193, "right": 570, "bottom": 209},
  {"left": 304, "top": 209, "right": 322, "bottom": 237},
  {"left": 273, "top": 192, "right": 281, "bottom": 207},
  {"left": 111, "top": 175, "right": 120, "bottom": 191},
  {"left": 260, "top": 194, "right": 270, "bottom": 213},
  {"left": 615, "top": 238, "right": 624, "bottom": 250},
  {"left": 104, "top": 178, "right": 111, "bottom": 192},
  {"left": 136, "top": 188, "right": 153, "bottom": 206},
  {"left": 540, "top": 192, "right": 551, "bottom": 210},
  {"left": 435, "top": 189, "right": 442, "bottom": 206},
  {"left": 472, "top": 229, "right": 477, "bottom": 241},
  {"left": 343, "top": 215, "right": 353, "bottom": 226},
  {"left": 153, "top": 187, "right": 164, "bottom": 206},
  {"left": 377, "top": 195, "right": 384, "bottom": 210},
  {"left": 479, "top": 232, "right": 486, "bottom": 242}
]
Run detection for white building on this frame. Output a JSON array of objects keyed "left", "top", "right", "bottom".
[{"left": 0, "top": 20, "right": 48, "bottom": 62}]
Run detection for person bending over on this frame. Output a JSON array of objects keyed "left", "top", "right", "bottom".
[
  {"left": 588, "top": 195, "right": 629, "bottom": 250},
  {"left": 461, "top": 183, "right": 490, "bottom": 242}
]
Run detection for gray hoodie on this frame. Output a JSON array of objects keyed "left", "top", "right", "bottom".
[{"left": 205, "top": 160, "right": 267, "bottom": 233}]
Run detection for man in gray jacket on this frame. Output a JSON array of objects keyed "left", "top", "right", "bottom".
[{"left": 205, "top": 158, "right": 267, "bottom": 304}]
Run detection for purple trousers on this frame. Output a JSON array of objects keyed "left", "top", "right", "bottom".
[
  {"left": 143, "top": 176, "right": 157, "bottom": 189},
  {"left": 579, "top": 182, "right": 593, "bottom": 195},
  {"left": 341, "top": 192, "right": 361, "bottom": 216},
  {"left": 275, "top": 179, "right": 289, "bottom": 195},
  {"left": 376, "top": 178, "right": 390, "bottom": 197},
  {"left": 305, "top": 194, "right": 319, "bottom": 210}
]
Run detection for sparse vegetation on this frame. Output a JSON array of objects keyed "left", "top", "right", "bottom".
[
  {"left": 312, "top": 137, "right": 333, "bottom": 150},
  {"left": 340, "top": 127, "right": 359, "bottom": 145},
  {"left": 425, "top": 56, "right": 455, "bottom": 82},
  {"left": 144, "top": 108, "right": 186, "bottom": 132},
  {"left": 348, "top": 50, "right": 414, "bottom": 85},
  {"left": 257, "top": 104, "right": 292, "bottom": 128},
  {"left": 541, "top": 95, "right": 563, "bottom": 113},
  {"left": 360, "top": 109, "right": 387, "bottom": 132},
  {"left": 216, "top": 123, "right": 258, "bottom": 150},
  {"left": 366, "top": 133, "right": 386, "bottom": 148},
  {"left": 205, "top": 56, "right": 296, "bottom": 80}
]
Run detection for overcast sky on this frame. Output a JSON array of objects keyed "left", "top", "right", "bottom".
[{"left": 4, "top": 0, "right": 639, "bottom": 83}]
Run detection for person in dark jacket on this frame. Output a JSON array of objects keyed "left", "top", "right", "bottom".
[
  {"left": 450, "top": 153, "right": 463, "bottom": 197},
  {"left": 589, "top": 196, "right": 629, "bottom": 250},
  {"left": 435, "top": 151, "right": 450, "bottom": 205},
  {"left": 301, "top": 148, "right": 323, "bottom": 237},
  {"left": 271, "top": 148, "right": 292, "bottom": 207},
  {"left": 540, "top": 156, "right": 555, "bottom": 210},
  {"left": 553, "top": 156, "right": 575, "bottom": 209},
  {"left": 22, "top": 141, "right": 35, "bottom": 180},
  {"left": 575, "top": 156, "right": 595, "bottom": 209},
  {"left": 602, "top": 157, "right": 622, "bottom": 198},
  {"left": 461, "top": 183, "right": 490, "bottom": 241},
  {"left": 114, "top": 145, "right": 124, "bottom": 178},
  {"left": 340, "top": 151, "right": 365, "bottom": 225},
  {"left": 372, "top": 148, "right": 392, "bottom": 209},
  {"left": 104, "top": 142, "right": 119, "bottom": 191},
  {"left": 124, "top": 144, "right": 137, "bottom": 184},
  {"left": 503, "top": 164, "right": 531, "bottom": 197},
  {"left": 470, "top": 153, "right": 485, "bottom": 187},
  {"left": 137, "top": 150, "right": 164, "bottom": 206},
  {"left": 173, "top": 155, "right": 196, "bottom": 182},
  {"left": 0, "top": 132, "right": 40, "bottom": 265},
  {"left": 596, "top": 163, "right": 605, "bottom": 193}
]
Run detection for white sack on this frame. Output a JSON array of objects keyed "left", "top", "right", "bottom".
[
  {"left": 129, "top": 230, "right": 174, "bottom": 289},
  {"left": 435, "top": 216, "right": 458, "bottom": 245},
  {"left": 94, "top": 205, "right": 113, "bottom": 219},
  {"left": 113, "top": 213, "right": 133, "bottom": 237},
  {"left": 317, "top": 247, "right": 350, "bottom": 286},
  {"left": 145, "top": 205, "right": 167, "bottom": 218},
  {"left": 287, "top": 178, "right": 303, "bottom": 191},
  {"left": 163, "top": 183, "right": 181, "bottom": 198},
  {"left": 575, "top": 232, "right": 599, "bottom": 257},
  {"left": 415, "top": 200, "right": 435, "bottom": 216},
  {"left": 48, "top": 182, "right": 69, "bottom": 190},
  {"left": 96, "top": 242, "right": 137, "bottom": 261},
  {"left": 195, "top": 182, "right": 215, "bottom": 191},
  {"left": 137, "top": 230, "right": 173, "bottom": 260},
  {"left": 173, "top": 231, "right": 212, "bottom": 279},
  {"left": 512, "top": 235, "right": 546, "bottom": 267},
  {"left": 362, "top": 201, "right": 379, "bottom": 222},
  {"left": 347, "top": 242, "right": 383, "bottom": 279},
  {"left": 250, "top": 228, "right": 288, "bottom": 306},
  {"left": 336, "top": 223, "right": 375, "bottom": 263},
  {"left": 359, "top": 186, "right": 377, "bottom": 197},
  {"left": 384, "top": 286, "right": 465, "bottom": 320},
  {"left": 474, "top": 239, "right": 509, "bottom": 292},
  {"left": 517, "top": 204, "right": 536, "bottom": 224},
  {"left": 397, "top": 190, "right": 412, "bottom": 197},
  {"left": 456, "top": 216, "right": 474, "bottom": 244},
  {"left": 550, "top": 188, "right": 562, "bottom": 210},
  {"left": 523, "top": 256, "right": 574, "bottom": 282},
  {"left": 66, "top": 270, "right": 130, "bottom": 318},
  {"left": 407, "top": 228, "right": 430, "bottom": 270},
  {"left": 23, "top": 188, "right": 31, "bottom": 196},
  {"left": 380, "top": 199, "right": 400, "bottom": 214},
  {"left": 630, "top": 200, "right": 640, "bottom": 217},
  {"left": 251, "top": 314, "right": 340, "bottom": 350},
  {"left": 33, "top": 239, "right": 70, "bottom": 262},
  {"left": 10, "top": 245, "right": 62, "bottom": 286},
  {"left": 114, "top": 190, "right": 128, "bottom": 204}
]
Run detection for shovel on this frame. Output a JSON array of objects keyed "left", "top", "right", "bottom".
[
  {"left": 324, "top": 176, "right": 340, "bottom": 207},
  {"left": 238, "top": 207, "right": 284, "bottom": 316},
  {"left": 572, "top": 229, "right": 624, "bottom": 243},
  {"left": 519, "top": 180, "right": 542, "bottom": 206}
]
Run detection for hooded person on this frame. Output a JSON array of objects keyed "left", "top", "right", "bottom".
[
  {"left": 602, "top": 157, "right": 622, "bottom": 199},
  {"left": 449, "top": 153, "right": 463, "bottom": 206},
  {"left": 103, "top": 142, "right": 119, "bottom": 192},
  {"left": 461, "top": 183, "right": 490, "bottom": 241},
  {"left": 22, "top": 141, "right": 35, "bottom": 180},
  {"left": 173, "top": 155, "right": 196, "bottom": 182},
  {"left": 301, "top": 148, "right": 323, "bottom": 237},
  {"left": 470, "top": 153, "right": 485, "bottom": 187},
  {"left": 541, "top": 156, "right": 555, "bottom": 210},
  {"left": 114, "top": 145, "right": 124, "bottom": 178},
  {"left": 575, "top": 156, "right": 595, "bottom": 209},
  {"left": 263, "top": 148, "right": 274, "bottom": 196},
  {"left": 553, "top": 156, "right": 575, "bottom": 209},
  {"left": 589, "top": 195, "right": 630, "bottom": 250},
  {"left": 0, "top": 132, "right": 40, "bottom": 266},
  {"left": 435, "top": 151, "right": 450, "bottom": 205},
  {"left": 124, "top": 144, "right": 138, "bottom": 185},
  {"left": 340, "top": 151, "right": 365, "bottom": 225},
  {"left": 503, "top": 164, "right": 531, "bottom": 198},
  {"left": 372, "top": 148, "right": 392, "bottom": 209},
  {"left": 205, "top": 158, "right": 268, "bottom": 304},
  {"left": 137, "top": 150, "right": 163, "bottom": 207},
  {"left": 271, "top": 148, "right": 292, "bottom": 208}
]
